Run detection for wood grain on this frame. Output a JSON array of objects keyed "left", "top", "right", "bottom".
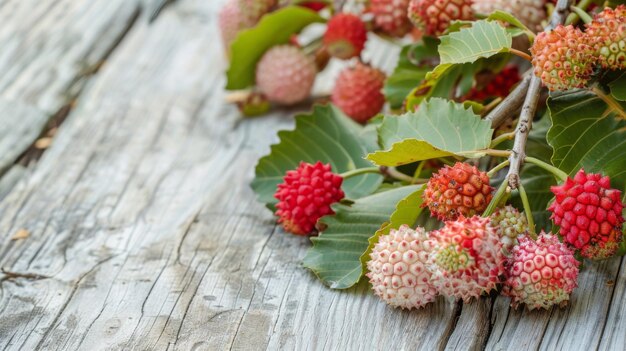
[{"left": 0, "top": 0, "right": 625, "bottom": 350}]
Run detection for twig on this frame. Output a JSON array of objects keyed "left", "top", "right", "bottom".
[
  {"left": 505, "top": 0, "right": 573, "bottom": 189},
  {"left": 509, "top": 48, "right": 532, "bottom": 61},
  {"left": 485, "top": 72, "right": 532, "bottom": 128}
]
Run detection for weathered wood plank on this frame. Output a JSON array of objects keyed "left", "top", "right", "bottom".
[
  {"left": 1, "top": 0, "right": 625, "bottom": 350},
  {"left": 0, "top": 99, "right": 47, "bottom": 174},
  {"left": 0, "top": 0, "right": 140, "bottom": 113},
  {"left": 0, "top": 0, "right": 143, "bottom": 191}
]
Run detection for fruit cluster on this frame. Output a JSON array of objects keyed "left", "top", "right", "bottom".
[
  {"left": 271, "top": 161, "right": 624, "bottom": 310},
  {"left": 219, "top": 0, "right": 563, "bottom": 121},
  {"left": 229, "top": 0, "right": 626, "bottom": 314},
  {"left": 531, "top": 6, "right": 626, "bottom": 91}
]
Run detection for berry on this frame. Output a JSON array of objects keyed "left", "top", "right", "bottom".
[
  {"left": 370, "top": 0, "right": 412, "bottom": 37},
  {"left": 463, "top": 66, "right": 521, "bottom": 102},
  {"left": 238, "top": 0, "right": 277, "bottom": 27},
  {"left": 256, "top": 45, "right": 317, "bottom": 105},
  {"left": 219, "top": 0, "right": 244, "bottom": 48},
  {"left": 331, "top": 63, "right": 386, "bottom": 123},
  {"left": 274, "top": 162, "right": 345, "bottom": 235},
  {"left": 503, "top": 233, "right": 579, "bottom": 310},
  {"left": 548, "top": 169, "right": 624, "bottom": 259},
  {"left": 428, "top": 216, "right": 505, "bottom": 302},
  {"left": 530, "top": 25, "right": 594, "bottom": 91},
  {"left": 490, "top": 205, "right": 530, "bottom": 249},
  {"left": 422, "top": 162, "right": 494, "bottom": 221},
  {"left": 408, "top": 0, "right": 474, "bottom": 37},
  {"left": 323, "top": 13, "right": 368, "bottom": 59},
  {"left": 366, "top": 225, "right": 438, "bottom": 309},
  {"left": 585, "top": 5, "right": 626, "bottom": 71},
  {"left": 472, "top": 0, "right": 547, "bottom": 32}
]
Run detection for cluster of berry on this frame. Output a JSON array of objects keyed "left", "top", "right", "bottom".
[
  {"left": 272, "top": 161, "right": 624, "bottom": 310},
  {"left": 532, "top": 6, "right": 626, "bottom": 91},
  {"left": 219, "top": 0, "right": 557, "bottom": 121}
]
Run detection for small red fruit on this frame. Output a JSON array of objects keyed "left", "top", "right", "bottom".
[
  {"left": 548, "top": 169, "right": 624, "bottom": 259},
  {"left": 323, "top": 13, "right": 368, "bottom": 59},
  {"left": 408, "top": 0, "right": 474, "bottom": 37},
  {"left": 331, "top": 63, "right": 386, "bottom": 123},
  {"left": 370, "top": 0, "right": 412, "bottom": 37},
  {"left": 503, "top": 232, "right": 580, "bottom": 310},
  {"left": 274, "top": 162, "right": 345, "bottom": 235},
  {"left": 422, "top": 162, "right": 494, "bottom": 220}
]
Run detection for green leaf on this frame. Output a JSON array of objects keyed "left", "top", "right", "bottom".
[
  {"left": 252, "top": 105, "right": 383, "bottom": 211},
  {"left": 486, "top": 10, "right": 534, "bottom": 35},
  {"left": 438, "top": 20, "right": 512, "bottom": 64},
  {"left": 609, "top": 72, "right": 626, "bottom": 101},
  {"left": 226, "top": 7, "right": 324, "bottom": 90},
  {"left": 303, "top": 185, "right": 422, "bottom": 289},
  {"left": 547, "top": 90, "right": 626, "bottom": 189},
  {"left": 359, "top": 186, "right": 425, "bottom": 269},
  {"left": 367, "top": 98, "right": 493, "bottom": 166},
  {"left": 384, "top": 40, "right": 439, "bottom": 109}
]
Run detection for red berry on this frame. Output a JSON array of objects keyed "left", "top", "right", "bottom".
[
  {"left": 274, "top": 162, "right": 345, "bottom": 235},
  {"left": 530, "top": 25, "right": 594, "bottom": 91},
  {"left": 503, "top": 232, "right": 579, "bottom": 310},
  {"left": 408, "top": 0, "right": 474, "bottom": 37},
  {"left": 370, "top": 0, "right": 412, "bottom": 37},
  {"left": 256, "top": 45, "right": 317, "bottom": 105},
  {"left": 548, "top": 169, "right": 625, "bottom": 259},
  {"left": 331, "top": 63, "right": 386, "bottom": 123},
  {"left": 323, "top": 13, "right": 368, "bottom": 59},
  {"left": 422, "top": 162, "right": 494, "bottom": 220},
  {"left": 585, "top": 5, "right": 626, "bottom": 71}
]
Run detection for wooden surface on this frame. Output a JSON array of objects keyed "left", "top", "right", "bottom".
[{"left": 0, "top": 0, "right": 624, "bottom": 350}]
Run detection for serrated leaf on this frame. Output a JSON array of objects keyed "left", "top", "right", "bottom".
[
  {"left": 303, "top": 185, "right": 422, "bottom": 289},
  {"left": 439, "top": 20, "right": 512, "bottom": 64},
  {"left": 359, "top": 186, "right": 425, "bottom": 269},
  {"left": 547, "top": 90, "right": 626, "bottom": 189},
  {"left": 252, "top": 105, "right": 383, "bottom": 211},
  {"left": 367, "top": 98, "right": 493, "bottom": 166},
  {"left": 226, "top": 7, "right": 324, "bottom": 90}
]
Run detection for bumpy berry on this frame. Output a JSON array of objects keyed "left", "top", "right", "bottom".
[
  {"left": 370, "top": 0, "right": 412, "bottom": 37},
  {"left": 256, "top": 45, "right": 317, "bottom": 105},
  {"left": 472, "top": 0, "right": 547, "bottom": 32},
  {"left": 490, "top": 205, "right": 529, "bottom": 249},
  {"left": 428, "top": 216, "right": 505, "bottom": 302},
  {"left": 503, "top": 233, "right": 579, "bottom": 310},
  {"left": 219, "top": 0, "right": 243, "bottom": 48},
  {"left": 422, "top": 162, "right": 494, "bottom": 221},
  {"left": 408, "top": 0, "right": 474, "bottom": 37},
  {"left": 585, "top": 5, "right": 626, "bottom": 70},
  {"left": 530, "top": 25, "right": 594, "bottom": 91},
  {"left": 323, "top": 13, "right": 368, "bottom": 59},
  {"left": 463, "top": 66, "right": 521, "bottom": 102},
  {"left": 367, "top": 225, "right": 438, "bottom": 309},
  {"left": 331, "top": 63, "right": 386, "bottom": 123},
  {"left": 548, "top": 169, "right": 624, "bottom": 259},
  {"left": 238, "top": 0, "right": 276, "bottom": 27},
  {"left": 274, "top": 162, "right": 344, "bottom": 235}
]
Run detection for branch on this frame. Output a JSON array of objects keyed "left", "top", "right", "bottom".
[
  {"left": 485, "top": 71, "right": 531, "bottom": 129},
  {"left": 505, "top": 0, "right": 573, "bottom": 189}
]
